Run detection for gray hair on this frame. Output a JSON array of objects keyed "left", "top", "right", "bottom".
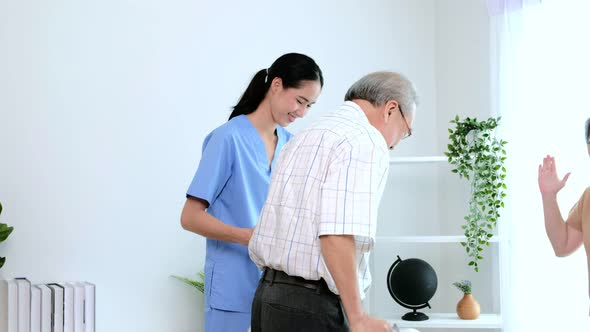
[{"left": 344, "top": 71, "right": 418, "bottom": 114}]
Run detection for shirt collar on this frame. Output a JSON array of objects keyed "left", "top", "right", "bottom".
[
  {"left": 341, "top": 101, "right": 368, "bottom": 121},
  {"left": 341, "top": 101, "right": 389, "bottom": 151}
]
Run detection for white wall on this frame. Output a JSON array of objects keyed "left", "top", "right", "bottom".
[
  {"left": 435, "top": 1, "right": 495, "bottom": 332},
  {"left": 0, "top": 0, "right": 445, "bottom": 331},
  {"left": 369, "top": 2, "right": 494, "bottom": 328}
]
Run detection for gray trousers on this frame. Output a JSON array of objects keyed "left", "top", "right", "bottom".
[{"left": 250, "top": 269, "right": 349, "bottom": 332}]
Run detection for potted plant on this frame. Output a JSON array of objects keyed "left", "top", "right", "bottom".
[
  {"left": 445, "top": 116, "right": 507, "bottom": 272},
  {"left": 453, "top": 280, "right": 480, "bottom": 320},
  {"left": 171, "top": 271, "right": 205, "bottom": 294},
  {"left": 0, "top": 202, "right": 14, "bottom": 269}
]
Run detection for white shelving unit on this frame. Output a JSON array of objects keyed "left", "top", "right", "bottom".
[
  {"left": 369, "top": 156, "right": 505, "bottom": 331},
  {"left": 390, "top": 313, "right": 502, "bottom": 329},
  {"left": 389, "top": 156, "right": 447, "bottom": 164},
  {"left": 377, "top": 236, "right": 501, "bottom": 243}
]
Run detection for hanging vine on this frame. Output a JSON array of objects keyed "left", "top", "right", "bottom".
[{"left": 445, "top": 116, "right": 507, "bottom": 272}]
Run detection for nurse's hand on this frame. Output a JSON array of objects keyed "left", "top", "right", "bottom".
[{"left": 240, "top": 227, "right": 254, "bottom": 246}]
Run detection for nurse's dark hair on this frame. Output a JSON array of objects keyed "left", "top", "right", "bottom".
[
  {"left": 228, "top": 53, "right": 324, "bottom": 121},
  {"left": 585, "top": 117, "right": 590, "bottom": 143}
]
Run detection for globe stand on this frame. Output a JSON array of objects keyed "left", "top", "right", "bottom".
[
  {"left": 387, "top": 255, "right": 438, "bottom": 322},
  {"left": 402, "top": 309, "right": 430, "bottom": 321}
]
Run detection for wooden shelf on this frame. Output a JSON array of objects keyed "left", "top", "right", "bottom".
[
  {"left": 389, "top": 313, "right": 501, "bottom": 329},
  {"left": 389, "top": 156, "right": 447, "bottom": 164},
  {"left": 376, "top": 235, "right": 501, "bottom": 243}
]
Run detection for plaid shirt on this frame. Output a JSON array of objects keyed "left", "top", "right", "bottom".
[{"left": 249, "top": 101, "right": 390, "bottom": 298}]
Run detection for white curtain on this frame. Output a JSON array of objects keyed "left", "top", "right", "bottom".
[{"left": 491, "top": 0, "right": 590, "bottom": 330}]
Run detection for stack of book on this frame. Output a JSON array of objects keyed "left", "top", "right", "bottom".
[{"left": 0, "top": 278, "right": 95, "bottom": 332}]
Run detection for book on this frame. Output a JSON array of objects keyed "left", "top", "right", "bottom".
[
  {"left": 2, "top": 280, "right": 94, "bottom": 332},
  {"left": 7, "top": 280, "right": 17, "bottom": 332},
  {"left": 81, "top": 283, "right": 94, "bottom": 332},
  {"left": 36, "top": 285, "right": 51, "bottom": 332},
  {"left": 58, "top": 284, "right": 73, "bottom": 332},
  {"left": 30, "top": 286, "right": 40, "bottom": 332},
  {"left": 46, "top": 284, "right": 64, "bottom": 332},
  {"left": 0, "top": 280, "right": 8, "bottom": 332},
  {"left": 15, "top": 278, "right": 30, "bottom": 332},
  {"left": 65, "top": 284, "right": 83, "bottom": 332}
]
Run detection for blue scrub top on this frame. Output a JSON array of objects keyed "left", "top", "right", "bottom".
[{"left": 186, "top": 114, "right": 292, "bottom": 312}]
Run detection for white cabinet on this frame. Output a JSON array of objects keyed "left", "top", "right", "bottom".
[{"left": 367, "top": 156, "right": 505, "bottom": 330}]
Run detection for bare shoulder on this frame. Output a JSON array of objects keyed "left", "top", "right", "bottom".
[
  {"left": 578, "top": 186, "right": 590, "bottom": 229},
  {"left": 580, "top": 186, "right": 590, "bottom": 208}
]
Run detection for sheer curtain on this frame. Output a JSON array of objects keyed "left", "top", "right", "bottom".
[{"left": 490, "top": 0, "right": 590, "bottom": 330}]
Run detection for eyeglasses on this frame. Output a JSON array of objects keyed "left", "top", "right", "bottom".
[{"left": 399, "top": 105, "right": 412, "bottom": 139}]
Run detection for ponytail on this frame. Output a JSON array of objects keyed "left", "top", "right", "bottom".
[{"left": 228, "top": 69, "right": 269, "bottom": 120}]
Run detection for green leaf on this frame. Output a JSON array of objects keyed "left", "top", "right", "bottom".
[
  {"left": 0, "top": 224, "right": 13, "bottom": 242},
  {"left": 171, "top": 274, "right": 205, "bottom": 293}
]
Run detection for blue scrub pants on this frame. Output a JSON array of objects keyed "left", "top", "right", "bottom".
[{"left": 205, "top": 306, "right": 251, "bottom": 332}]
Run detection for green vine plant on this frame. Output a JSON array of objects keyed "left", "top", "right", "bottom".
[
  {"left": 0, "top": 202, "right": 14, "bottom": 269},
  {"left": 445, "top": 116, "right": 507, "bottom": 272}
]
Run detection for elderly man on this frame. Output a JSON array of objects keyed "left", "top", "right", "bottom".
[{"left": 249, "top": 71, "right": 418, "bottom": 332}]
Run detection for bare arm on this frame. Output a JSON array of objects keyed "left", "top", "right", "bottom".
[
  {"left": 320, "top": 235, "right": 392, "bottom": 332},
  {"left": 180, "top": 197, "right": 253, "bottom": 246},
  {"left": 538, "top": 156, "right": 583, "bottom": 256}
]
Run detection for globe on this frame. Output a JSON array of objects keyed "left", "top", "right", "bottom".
[{"left": 387, "top": 255, "right": 438, "bottom": 321}]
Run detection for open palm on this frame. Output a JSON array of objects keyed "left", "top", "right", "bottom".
[{"left": 538, "top": 155, "right": 570, "bottom": 195}]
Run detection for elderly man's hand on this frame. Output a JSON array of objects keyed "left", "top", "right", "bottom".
[{"left": 350, "top": 314, "right": 393, "bottom": 332}]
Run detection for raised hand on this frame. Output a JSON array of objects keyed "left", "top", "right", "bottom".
[{"left": 538, "top": 155, "right": 570, "bottom": 196}]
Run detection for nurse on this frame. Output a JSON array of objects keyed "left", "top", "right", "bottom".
[{"left": 181, "top": 53, "right": 323, "bottom": 332}]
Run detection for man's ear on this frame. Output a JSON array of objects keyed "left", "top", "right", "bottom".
[{"left": 384, "top": 100, "right": 399, "bottom": 121}]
